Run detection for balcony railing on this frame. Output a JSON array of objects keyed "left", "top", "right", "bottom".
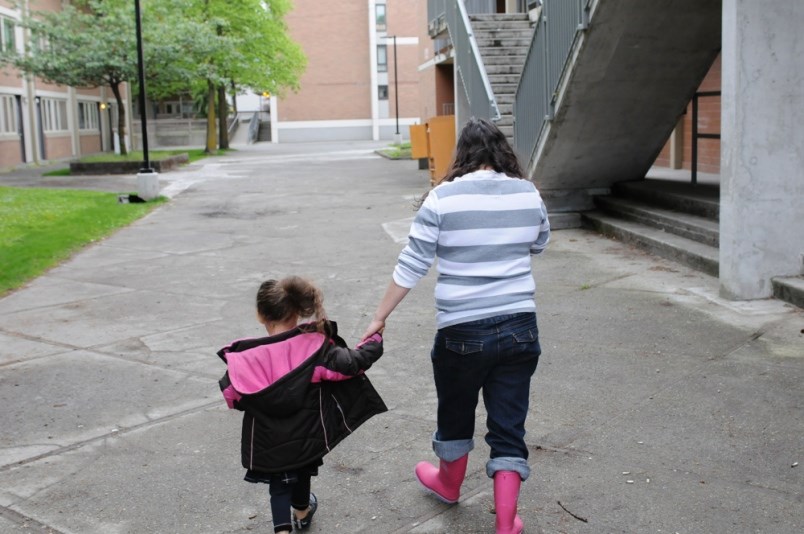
[
  {"left": 431, "top": 0, "right": 499, "bottom": 123},
  {"left": 514, "top": 0, "right": 591, "bottom": 166}
]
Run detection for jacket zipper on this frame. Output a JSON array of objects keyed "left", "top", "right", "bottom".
[
  {"left": 319, "top": 389, "right": 330, "bottom": 451},
  {"left": 332, "top": 394, "right": 353, "bottom": 433}
]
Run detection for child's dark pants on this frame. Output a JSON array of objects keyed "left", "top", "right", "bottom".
[{"left": 268, "top": 472, "right": 311, "bottom": 533}]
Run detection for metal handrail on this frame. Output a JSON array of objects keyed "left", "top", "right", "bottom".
[
  {"left": 247, "top": 112, "right": 260, "bottom": 144},
  {"left": 514, "top": 0, "right": 590, "bottom": 167},
  {"left": 444, "top": 0, "right": 501, "bottom": 123},
  {"left": 691, "top": 90, "right": 721, "bottom": 185}
]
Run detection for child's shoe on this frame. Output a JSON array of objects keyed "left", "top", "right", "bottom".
[{"left": 291, "top": 493, "right": 317, "bottom": 530}]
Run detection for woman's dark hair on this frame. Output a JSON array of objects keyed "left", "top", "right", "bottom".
[
  {"left": 439, "top": 117, "right": 525, "bottom": 184},
  {"left": 256, "top": 276, "right": 327, "bottom": 333}
]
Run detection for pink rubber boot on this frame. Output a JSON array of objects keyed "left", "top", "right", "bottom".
[
  {"left": 414, "top": 454, "right": 469, "bottom": 504},
  {"left": 494, "top": 471, "right": 524, "bottom": 534}
]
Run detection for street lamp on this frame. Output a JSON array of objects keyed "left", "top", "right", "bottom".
[
  {"left": 391, "top": 35, "right": 401, "bottom": 144},
  {"left": 134, "top": 0, "right": 158, "bottom": 200}
]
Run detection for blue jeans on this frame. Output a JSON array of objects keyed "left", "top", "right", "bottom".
[{"left": 430, "top": 312, "right": 541, "bottom": 481}]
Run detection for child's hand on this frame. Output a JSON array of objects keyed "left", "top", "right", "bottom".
[{"left": 356, "top": 332, "right": 382, "bottom": 348}]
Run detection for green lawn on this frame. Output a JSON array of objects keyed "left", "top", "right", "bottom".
[
  {"left": 78, "top": 148, "right": 231, "bottom": 164},
  {"left": 377, "top": 141, "right": 412, "bottom": 160},
  {"left": 0, "top": 186, "right": 165, "bottom": 295},
  {"left": 43, "top": 148, "right": 233, "bottom": 176}
]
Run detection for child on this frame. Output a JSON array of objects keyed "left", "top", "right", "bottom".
[{"left": 218, "top": 276, "right": 386, "bottom": 534}]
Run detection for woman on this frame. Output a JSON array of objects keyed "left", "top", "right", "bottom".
[{"left": 362, "top": 117, "right": 550, "bottom": 534}]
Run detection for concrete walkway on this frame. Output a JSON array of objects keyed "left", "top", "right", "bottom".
[{"left": 0, "top": 142, "right": 801, "bottom": 533}]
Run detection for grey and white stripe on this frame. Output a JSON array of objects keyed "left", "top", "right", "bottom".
[{"left": 393, "top": 169, "right": 550, "bottom": 329}]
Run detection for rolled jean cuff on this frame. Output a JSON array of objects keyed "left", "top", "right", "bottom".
[
  {"left": 432, "top": 432, "right": 474, "bottom": 462},
  {"left": 486, "top": 457, "right": 530, "bottom": 481}
]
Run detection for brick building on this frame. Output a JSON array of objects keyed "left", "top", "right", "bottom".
[
  {"left": 655, "top": 54, "right": 722, "bottom": 175},
  {"left": 0, "top": 0, "right": 125, "bottom": 168},
  {"left": 247, "top": 0, "right": 425, "bottom": 143}
]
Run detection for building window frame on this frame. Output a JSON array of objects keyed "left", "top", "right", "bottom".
[
  {"left": 0, "top": 94, "right": 18, "bottom": 137},
  {"left": 1, "top": 15, "right": 16, "bottom": 53},
  {"left": 78, "top": 101, "right": 99, "bottom": 131},
  {"left": 41, "top": 98, "right": 69, "bottom": 133},
  {"left": 377, "top": 44, "right": 388, "bottom": 73},
  {"left": 378, "top": 85, "right": 389, "bottom": 100},
  {"left": 375, "top": 3, "right": 387, "bottom": 30}
]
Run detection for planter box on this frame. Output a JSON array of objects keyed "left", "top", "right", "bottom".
[{"left": 70, "top": 153, "right": 189, "bottom": 175}]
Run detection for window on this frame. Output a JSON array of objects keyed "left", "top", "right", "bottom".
[
  {"left": 0, "top": 95, "right": 18, "bottom": 135},
  {"left": 377, "top": 45, "right": 387, "bottom": 73},
  {"left": 41, "top": 98, "right": 68, "bottom": 132},
  {"left": 375, "top": 4, "right": 386, "bottom": 29},
  {"left": 78, "top": 101, "right": 99, "bottom": 131},
  {"left": 1, "top": 16, "right": 16, "bottom": 53},
  {"left": 378, "top": 85, "right": 388, "bottom": 100}
]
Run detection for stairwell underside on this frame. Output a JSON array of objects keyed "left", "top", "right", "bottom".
[{"left": 531, "top": 0, "right": 722, "bottom": 194}]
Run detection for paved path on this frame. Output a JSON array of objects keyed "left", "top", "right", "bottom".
[{"left": 0, "top": 142, "right": 801, "bottom": 533}]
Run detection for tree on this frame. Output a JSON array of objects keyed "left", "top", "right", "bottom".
[
  {"left": 1, "top": 0, "right": 137, "bottom": 154},
  {"left": 185, "top": 0, "right": 307, "bottom": 152},
  {"left": 2, "top": 0, "right": 306, "bottom": 156}
]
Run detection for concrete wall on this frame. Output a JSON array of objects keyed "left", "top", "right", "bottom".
[{"left": 719, "top": 0, "right": 804, "bottom": 299}]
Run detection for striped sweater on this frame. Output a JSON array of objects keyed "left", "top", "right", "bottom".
[{"left": 394, "top": 169, "right": 550, "bottom": 329}]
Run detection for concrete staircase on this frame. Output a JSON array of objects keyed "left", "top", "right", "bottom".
[
  {"left": 257, "top": 120, "right": 271, "bottom": 142},
  {"left": 582, "top": 180, "right": 804, "bottom": 309},
  {"left": 469, "top": 13, "right": 534, "bottom": 145},
  {"left": 582, "top": 180, "right": 720, "bottom": 277}
]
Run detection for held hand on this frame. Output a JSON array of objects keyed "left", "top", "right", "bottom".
[{"left": 361, "top": 319, "right": 385, "bottom": 341}]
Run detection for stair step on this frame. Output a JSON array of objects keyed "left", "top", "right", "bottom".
[
  {"left": 481, "top": 54, "right": 528, "bottom": 66},
  {"left": 476, "top": 37, "right": 533, "bottom": 48},
  {"left": 495, "top": 94, "right": 515, "bottom": 105},
  {"left": 613, "top": 180, "right": 719, "bottom": 219},
  {"left": 485, "top": 64, "right": 525, "bottom": 75},
  {"left": 595, "top": 196, "right": 719, "bottom": 247},
  {"left": 488, "top": 74, "right": 522, "bottom": 84},
  {"left": 771, "top": 276, "right": 804, "bottom": 309},
  {"left": 474, "top": 29, "right": 534, "bottom": 39},
  {"left": 496, "top": 115, "right": 514, "bottom": 127},
  {"left": 469, "top": 14, "right": 530, "bottom": 21},
  {"left": 476, "top": 45, "right": 530, "bottom": 56},
  {"left": 490, "top": 83, "right": 519, "bottom": 95},
  {"left": 582, "top": 211, "right": 719, "bottom": 277}
]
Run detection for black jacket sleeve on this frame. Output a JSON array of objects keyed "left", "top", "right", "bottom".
[{"left": 321, "top": 338, "right": 384, "bottom": 376}]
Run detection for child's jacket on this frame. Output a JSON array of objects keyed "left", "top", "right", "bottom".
[{"left": 218, "top": 321, "right": 386, "bottom": 473}]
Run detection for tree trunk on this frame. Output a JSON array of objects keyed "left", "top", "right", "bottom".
[
  {"left": 218, "top": 84, "right": 229, "bottom": 150},
  {"left": 109, "top": 82, "right": 128, "bottom": 156},
  {"left": 205, "top": 80, "right": 217, "bottom": 154}
]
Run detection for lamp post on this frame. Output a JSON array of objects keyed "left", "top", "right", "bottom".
[
  {"left": 392, "top": 35, "right": 401, "bottom": 144},
  {"left": 134, "top": 0, "right": 158, "bottom": 200}
]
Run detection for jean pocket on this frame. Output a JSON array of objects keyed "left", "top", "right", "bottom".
[
  {"left": 513, "top": 328, "right": 539, "bottom": 343},
  {"left": 445, "top": 339, "right": 484, "bottom": 355}
]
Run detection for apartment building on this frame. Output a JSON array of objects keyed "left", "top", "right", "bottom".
[
  {"left": 0, "top": 0, "right": 124, "bottom": 168},
  {"left": 251, "top": 0, "right": 424, "bottom": 143}
]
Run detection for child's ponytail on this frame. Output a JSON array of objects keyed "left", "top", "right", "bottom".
[{"left": 257, "top": 276, "right": 328, "bottom": 333}]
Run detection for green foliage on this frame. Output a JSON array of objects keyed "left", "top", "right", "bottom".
[
  {"left": 0, "top": 0, "right": 306, "bottom": 111},
  {"left": 0, "top": 186, "right": 165, "bottom": 295}
]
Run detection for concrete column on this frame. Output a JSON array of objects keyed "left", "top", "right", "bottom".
[{"left": 719, "top": 0, "right": 804, "bottom": 299}]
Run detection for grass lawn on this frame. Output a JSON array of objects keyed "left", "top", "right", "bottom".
[
  {"left": 0, "top": 186, "right": 165, "bottom": 295},
  {"left": 78, "top": 148, "right": 231, "bottom": 164},
  {"left": 377, "top": 141, "right": 412, "bottom": 160},
  {"left": 43, "top": 148, "right": 233, "bottom": 176}
]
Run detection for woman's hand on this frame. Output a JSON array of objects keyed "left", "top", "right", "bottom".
[{"left": 361, "top": 319, "right": 385, "bottom": 341}]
